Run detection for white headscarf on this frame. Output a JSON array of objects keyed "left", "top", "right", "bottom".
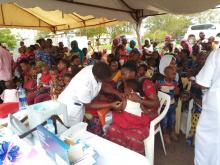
[{"left": 159, "top": 55, "right": 175, "bottom": 75}]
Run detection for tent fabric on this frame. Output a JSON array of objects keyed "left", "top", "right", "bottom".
[
  {"left": 2, "top": 0, "right": 220, "bottom": 24},
  {"left": 0, "top": 3, "right": 119, "bottom": 32}
]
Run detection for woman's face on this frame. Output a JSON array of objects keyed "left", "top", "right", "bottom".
[
  {"left": 121, "top": 68, "right": 136, "bottom": 81},
  {"left": 169, "top": 59, "right": 176, "bottom": 68},
  {"left": 137, "top": 67, "right": 146, "bottom": 77},
  {"left": 110, "top": 61, "right": 119, "bottom": 73},
  {"left": 20, "top": 63, "right": 28, "bottom": 72},
  {"left": 181, "top": 42, "right": 187, "bottom": 49}
]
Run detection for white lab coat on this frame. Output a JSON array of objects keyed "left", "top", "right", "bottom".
[
  {"left": 58, "top": 65, "right": 102, "bottom": 126},
  {"left": 195, "top": 49, "right": 220, "bottom": 165}
]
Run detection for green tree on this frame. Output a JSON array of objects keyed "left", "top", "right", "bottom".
[
  {"left": 76, "top": 27, "right": 108, "bottom": 46},
  {"left": 107, "top": 22, "right": 133, "bottom": 39},
  {"left": 144, "top": 14, "right": 192, "bottom": 41},
  {"left": 0, "top": 29, "right": 17, "bottom": 49},
  {"left": 35, "top": 31, "right": 50, "bottom": 40},
  {"left": 144, "top": 30, "right": 168, "bottom": 42},
  {"left": 76, "top": 27, "right": 107, "bottom": 38},
  {"left": 190, "top": 9, "right": 220, "bottom": 24}
]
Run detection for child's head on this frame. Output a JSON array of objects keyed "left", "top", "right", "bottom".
[
  {"left": 129, "top": 48, "right": 141, "bottom": 62},
  {"left": 137, "top": 64, "right": 147, "bottom": 77},
  {"left": 50, "top": 67, "right": 59, "bottom": 80},
  {"left": 164, "top": 66, "right": 176, "bottom": 81},
  {"left": 147, "top": 58, "right": 156, "bottom": 67},
  {"left": 63, "top": 73, "right": 72, "bottom": 86},
  {"left": 41, "top": 64, "right": 49, "bottom": 74},
  {"left": 71, "top": 55, "right": 81, "bottom": 66},
  {"left": 125, "top": 79, "right": 140, "bottom": 94},
  {"left": 109, "top": 59, "right": 120, "bottom": 73},
  {"left": 58, "top": 59, "right": 68, "bottom": 71},
  {"left": 5, "top": 80, "right": 16, "bottom": 89}
]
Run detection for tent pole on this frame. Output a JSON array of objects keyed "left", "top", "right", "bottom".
[{"left": 134, "top": 19, "right": 142, "bottom": 49}]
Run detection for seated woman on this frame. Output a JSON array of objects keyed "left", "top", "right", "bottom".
[
  {"left": 106, "top": 61, "right": 159, "bottom": 154},
  {"left": 119, "top": 60, "right": 159, "bottom": 120},
  {"left": 106, "top": 79, "right": 156, "bottom": 155}
]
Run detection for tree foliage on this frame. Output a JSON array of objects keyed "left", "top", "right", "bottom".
[
  {"left": 35, "top": 31, "right": 50, "bottom": 40},
  {"left": 144, "top": 14, "right": 192, "bottom": 41},
  {"left": 107, "top": 22, "right": 133, "bottom": 39},
  {"left": 76, "top": 22, "right": 133, "bottom": 40},
  {"left": 0, "top": 29, "right": 17, "bottom": 49},
  {"left": 190, "top": 9, "right": 220, "bottom": 24},
  {"left": 76, "top": 27, "right": 108, "bottom": 40}
]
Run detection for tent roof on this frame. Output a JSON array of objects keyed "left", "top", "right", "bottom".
[
  {"left": 0, "top": 3, "right": 119, "bottom": 32},
  {"left": 2, "top": 0, "right": 220, "bottom": 24}
]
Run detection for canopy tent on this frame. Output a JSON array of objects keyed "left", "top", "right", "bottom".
[
  {"left": 2, "top": 0, "right": 220, "bottom": 47},
  {"left": 2, "top": 0, "right": 220, "bottom": 23},
  {"left": 0, "top": 3, "right": 119, "bottom": 32}
]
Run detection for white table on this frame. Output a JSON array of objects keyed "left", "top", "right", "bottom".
[
  {"left": 31, "top": 131, "right": 150, "bottom": 165},
  {"left": 1, "top": 112, "right": 150, "bottom": 165},
  {"left": 84, "top": 131, "right": 150, "bottom": 165}
]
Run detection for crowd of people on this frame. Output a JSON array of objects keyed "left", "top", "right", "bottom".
[{"left": 0, "top": 31, "right": 217, "bottom": 155}]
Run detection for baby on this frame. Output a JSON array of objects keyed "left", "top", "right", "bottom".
[
  {"left": 1, "top": 80, "right": 19, "bottom": 103},
  {"left": 123, "top": 79, "right": 143, "bottom": 116}
]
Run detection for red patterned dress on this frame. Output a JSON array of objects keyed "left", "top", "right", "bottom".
[{"left": 106, "top": 79, "right": 157, "bottom": 155}]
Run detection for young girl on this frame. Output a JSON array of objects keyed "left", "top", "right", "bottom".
[
  {"left": 49, "top": 68, "right": 64, "bottom": 100},
  {"left": 58, "top": 59, "right": 68, "bottom": 77},
  {"left": 156, "top": 66, "right": 179, "bottom": 144},
  {"left": 34, "top": 64, "right": 51, "bottom": 103},
  {"left": 40, "top": 64, "right": 51, "bottom": 87},
  {"left": 63, "top": 73, "right": 72, "bottom": 88}
]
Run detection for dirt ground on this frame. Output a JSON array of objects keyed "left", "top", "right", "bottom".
[{"left": 154, "top": 134, "right": 194, "bottom": 165}]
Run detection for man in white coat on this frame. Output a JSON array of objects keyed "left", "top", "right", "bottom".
[
  {"left": 58, "top": 62, "right": 123, "bottom": 127},
  {"left": 195, "top": 48, "right": 220, "bottom": 165}
]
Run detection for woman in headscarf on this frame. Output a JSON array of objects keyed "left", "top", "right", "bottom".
[
  {"left": 181, "top": 39, "right": 192, "bottom": 56},
  {"left": 152, "top": 54, "right": 177, "bottom": 83},
  {"left": 70, "top": 40, "right": 84, "bottom": 64},
  {"left": 127, "top": 40, "right": 136, "bottom": 54},
  {"left": 142, "top": 39, "right": 153, "bottom": 60},
  {"left": 111, "top": 38, "right": 120, "bottom": 54}
]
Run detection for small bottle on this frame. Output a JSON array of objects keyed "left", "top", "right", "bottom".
[
  {"left": 18, "top": 86, "right": 28, "bottom": 110},
  {"left": 45, "top": 119, "right": 55, "bottom": 134}
]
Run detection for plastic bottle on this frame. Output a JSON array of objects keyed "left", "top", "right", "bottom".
[{"left": 18, "top": 86, "right": 28, "bottom": 110}]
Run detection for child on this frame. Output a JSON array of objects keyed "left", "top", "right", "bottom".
[
  {"left": 156, "top": 66, "right": 179, "bottom": 144},
  {"left": 34, "top": 64, "right": 51, "bottom": 103},
  {"left": 137, "top": 64, "right": 148, "bottom": 81},
  {"left": 49, "top": 67, "right": 64, "bottom": 100},
  {"left": 106, "top": 79, "right": 151, "bottom": 154},
  {"left": 58, "top": 59, "right": 68, "bottom": 77},
  {"left": 1, "top": 80, "right": 19, "bottom": 103},
  {"left": 63, "top": 73, "right": 72, "bottom": 88},
  {"left": 40, "top": 64, "right": 51, "bottom": 87}
]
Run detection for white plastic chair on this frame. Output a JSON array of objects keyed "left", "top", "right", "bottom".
[
  {"left": 185, "top": 99, "right": 194, "bottom": 138},
  {"left": 144, "top": 91, "right": 171, "bottom": 165}
]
